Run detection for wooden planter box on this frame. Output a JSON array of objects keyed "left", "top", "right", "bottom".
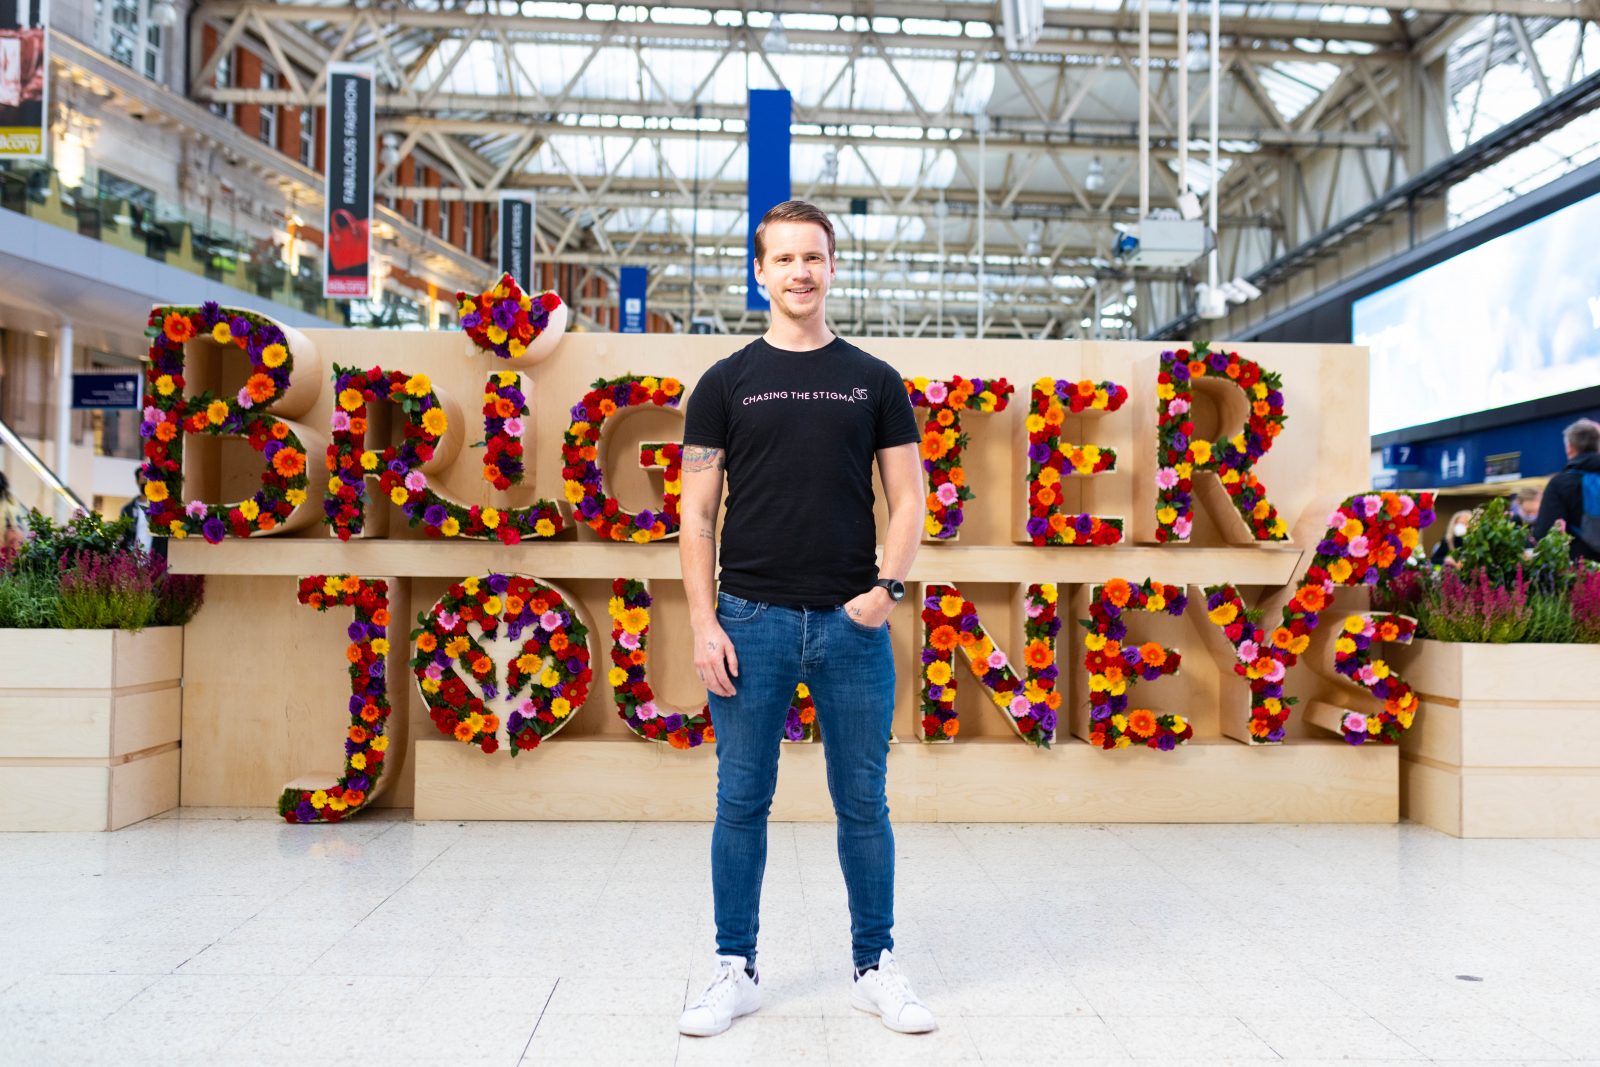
[
  {"left": 1393, "top": 639, "right": 1600, "bottom": 838},
  {"left": 0, "top": 628, "right": 184, "bottom": 831}
]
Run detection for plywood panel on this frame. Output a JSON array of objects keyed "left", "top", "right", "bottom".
[
  {"left": 415, "top": 736, "right": 1395, "bottom": 823},
  {"left": 0, "top": 765, "right": 111, "bottom": 831},
  {"left": 1399, "top": 756, "right": 1461, "bottom": 837},
  {"left": 1390, "top": 641, "right": 1600, "bottom": 704},
  {"left": 1460, "top": 770, "right": 1600, "bottom": 838},
  {"left": 0, "top": 686, "right": 179, "bottom": 759},
  {"left": 0, "top": 630, "right": 117, "bottom": 689},
  {"left": 109, "top": 748, "right": 182, "bottom": 830}
]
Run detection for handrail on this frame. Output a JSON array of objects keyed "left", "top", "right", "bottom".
[{"left": 0, "top": 415, "right": 88, "bottom": 515}]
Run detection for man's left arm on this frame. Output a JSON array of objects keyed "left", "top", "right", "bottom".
[{"left": 844, "top": 442, "right": 925, "bottom": 628}]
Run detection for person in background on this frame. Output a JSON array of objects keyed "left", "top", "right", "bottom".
[
  {"left": 1533, "top": 417, "right": 1600, "bottom": 562},
  {"left": 1, "top": 471, "right": 27, "bottom": 551},
  {"left": 1430, "top": 508, "right": 1474, "bottom": 568},
  {"left": 1509, "top": 486, "right": 1542, "bottom": 528}
]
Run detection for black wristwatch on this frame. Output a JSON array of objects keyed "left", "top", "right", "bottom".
[{"left": 873, "top": 578, "right": 906, "bottom": 602}]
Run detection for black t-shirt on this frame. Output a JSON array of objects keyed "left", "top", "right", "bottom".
[{"left": 682, "top": 335, "right": 920, "bottom": 605}]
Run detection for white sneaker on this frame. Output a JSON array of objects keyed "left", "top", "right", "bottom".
[
  {"left": 678, "top": 954, "right": 762, "bottom": 1037},
  {"left": 850, "top": 949, "right": 938, "bottom": 1033}
]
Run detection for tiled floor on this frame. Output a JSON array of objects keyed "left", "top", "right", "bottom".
[{"left": 2, "top": 813, "right": 1597, "bottom": 1065}]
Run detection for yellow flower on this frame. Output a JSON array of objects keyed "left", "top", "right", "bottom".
[
  {"left": 323, "top": 576, "right": 342, "bottom": 596},
  {"left": 360, "top": 451, "right": 379, "bottom": 471},
  {"left": 621, "top": 607, "right": 650, "bottom": 634},
  {"left": 1170, "top": 715, "right": 1186, "bottom": 733},
  {"left": 238, "top": 500, "right": 259, "bottom": 521},
  {"left": 498, "top": 371, "right": 517, "bottom": 387},
  {"left": 939, "top": 594, "right": 964, "bottom": 617},
  {"left": 482, "top": 596, "right": 502, "bottom": 617},
  {"left": 1025, "top": 414, "right": 1045, "bottom": 433},
  {"left": 631, "top": 529, "right": 652, "bottom": 544},
  {"left": 482, "top": 507, "right": 500, "bottom": 529},
  {"left": 608, "top": 667, "right": 629, "bottom": 687},
  {"left": 796, "top": 683, "right": 810, "bottom": 698},
  {"left": 286, "top": 488, "right": 307, "bottom": 507},
  {"left": 156, "top": 375, "right": 176, "bottom": 396},
  {"left": 338, "top": 388, "right": 365, "bottom": 412},
  {"left": 1041, "top": 585, "right": 1057, "bottom": 603},
  {"left": 421, "top": 678, "right": 440, "bottom": 693},
  {"left": 404, "top": 374, "right": 432, "bottom": 397},
  {"left": 206, "top": 400, "right": 229, "bottom": 425},
  {"left": 421, "top": 408, "right": 449, "bottom": 436},
  {"left": 1208, "top": 603, "right": 1238, "bottom": 626},
  {"left": 1114, "top": 736, "right": 1132, "bottom": 749},
  {"left": 925, "top": 661, "right": 952, "bottom": 685},
  {"left": 487, "top": 324, "right": 508, "bottom": 345},
  {"left": 467, "top": 712, "right": 486, "bottom": 732},
  {"left": 350, "top": 753, "right": 367, "bottom": 770},
  {"left": 534, "top": 519, "right": 555, "bottom": 538},
  {"left": 507, "top": 339, "right": 526, "bottom": 358},
  {"left": 144, "top": 481, "right": 168, "bottom": 502},
  {"left": 261, "top": 343, "right": 288, "bottom": 368},
  {"left": 440, "top": 517, "right": 460, "bottom": 537},
  {"left": 1111, "top": 713, "right": 1128, "bottom": 732},
  {"left": 370, "top": 736, "right": 388, "bottom": 752},
  {"left": 1156, "top": 506, "right": 1178, "bottom": 525},
  {"left": 327, "top": 796, "right": 348, "bottom": 812},
  {"left": 371, "top": 638, "right": 390, "bottom": 655},
  {"left": 211, "top": 321, "right": 232, "bottom": 344},
  {"left": 1034, "top": 376, "right": 1054, "bottom": 392},
  {"left": 169, "top": 521, "right": 187, "bottom": 539},
  {"left": 564, "top": 480, "right": 586, "bottom": 504},
  {"left": 1085, "top": 633, "right": 1106, "bottom": 651},
  {"left": 390, "top": 486, "right": 409, "bottom": 505},
  {"left": 551, "top": 698, "right": 571, "bottom": 718},
  {"left": 310, "top": 790, "right": 328, "bottom": 807},
  {"left": 1190, "top": 440, "right": 1213, "bottom": 464},
  {"left": 1038, "top": 467, "right": 1060, "bottom": 487},
  {"left": 1335, "top": 637, "right": 1357, "bottom": 655},
  {"left": 1146, "top": 594, "right": 1165, "bottom": 612},
  {"left": 924, "top": 516, "right": 942, "bottom": 536},
  {"left": 539, "top": 667, "right": 562, "bottom": 688},
  {"left": 1343, "top": 615, "right": 1366, "bottom": 634}
]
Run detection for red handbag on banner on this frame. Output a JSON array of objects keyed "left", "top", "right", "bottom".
[{"left": 328, "top": 209, "right": 369, "bottom": 271}]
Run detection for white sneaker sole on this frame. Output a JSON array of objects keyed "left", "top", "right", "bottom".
[
  {"left": 850, "top": 989, "right": 938, "bottom": 1033},
  {"left": 678, "top": 1001, "right": 760, "bottom": 1037}
]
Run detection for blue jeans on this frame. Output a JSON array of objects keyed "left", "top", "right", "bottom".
[{"left": 708, "top": 592, "right": 897, "bottom": 971}]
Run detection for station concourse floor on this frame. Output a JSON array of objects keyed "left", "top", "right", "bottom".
[{"left": 2, "top": 812, "right": 1595, "bottom": 1065}]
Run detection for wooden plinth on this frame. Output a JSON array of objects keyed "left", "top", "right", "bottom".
[
  {"left": 413, "top": 736, "right": 1397, "bottom": 823},
  {"left": 1393, "top": 641, "right": 1600, "bottom": 838},
  {"left": 0, "top": 628, "right": 184, "bottom": 831}
]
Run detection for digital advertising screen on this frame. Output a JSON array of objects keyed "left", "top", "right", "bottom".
[{"left": 1353, "top": 189, "right": 1600, "bottom": 438}]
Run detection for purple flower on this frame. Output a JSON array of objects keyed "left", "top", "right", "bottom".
[
  {"left": 1074, "top": 514, "right": 1092, "bottom": 535},
  {"left": 1027, "top": 443, "right": 1050, "bottom": 463},
  {"left": 664, "top": 714, "right": 684, "bottom": 732},
  {"left": 229, "top": 316, "right": 250, "bottom": 338},
  {"left": 1038, "top": 710, "right": 1057, "bottom": 732},
  {"left": 296, "top": 800, "right": 316, "bottom": 821},
  {"left": 635, "top": 510, "right": 655, "bottom": 529},
  {"left": 462, "top": 311, "right": 482, "bottom": 329},
  {"left": 424, "top": 505, "right": 448, "bottom": 528},
  {"left": 202, "top": 517, "right": 227, "bottom": 543},
  {"left": 489, "top": 574, "right": 510, "bottom": 594},
  {"left": 1026, "top": 516, "right": 1048, "bottom": 538}
]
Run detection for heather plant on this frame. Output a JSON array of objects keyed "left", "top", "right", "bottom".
[
  {"left": 0, "top": 511, "right": 205, "bottom": 630},
  {"left": 1573, "top": 567, "right": 1600, "bottom": 643},
  {"left": 1419, "top": 565, "right": 1531, "bottom": 643},
  {"left": 1525, "top": 591, "right": 1578, "bottom": 644}
]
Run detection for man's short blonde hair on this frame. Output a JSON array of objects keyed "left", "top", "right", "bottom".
[{"left": 753, "top": 200, "right": 836, "bottom": 263}]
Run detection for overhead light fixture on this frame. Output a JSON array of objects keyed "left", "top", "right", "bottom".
[
  {"left": 1024, "top": 221, "right": 1043, "bottom": 257},
  {"left": 1085, "top": 155, "right": 1105, "bottom": 193},
  {"left": 149, "top": 0, "right": 179, "bottom": 28},
  {"left": 1196, "top": 283, "right": 1228, "bottom": 319},
  {"left": 379, "top": 132, "right": 402, "bottom": 168},
  {"left": 1176, "top": 190, "right": 1203, "bottom": 221},
  {"left": 820, "top": 147, "right": 838, "bottom": 185},
  {"left": 764, "top": 15, "right": 790, "bottom": 54},
  {"left": 1224, "top": 276, "right": 1262, "bottom": 303}
]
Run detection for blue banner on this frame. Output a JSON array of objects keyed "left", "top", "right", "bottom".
[
  {"left": 71, "top": 372, "right": 141, "bottom": 410},
  {"left": 620, "top": 266, "right": 647, "bottom": 333},
  {"left": 746, "top": 89, "right": 792, "bottom": 312}
]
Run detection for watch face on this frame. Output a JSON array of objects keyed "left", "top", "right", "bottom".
[{"left": 884, "top": 579, "right": 905, "bottom": 601}]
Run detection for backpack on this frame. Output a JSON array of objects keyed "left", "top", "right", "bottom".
[{"left": 1581, "top": 471, "right": 1600, "bottom": 554}]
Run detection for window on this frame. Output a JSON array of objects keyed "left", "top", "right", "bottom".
[
  {"left": 439, "top": 198, "right": 451, "bottom": 241},
  {"left": 259, "top": 70, "right": 278, "bottom": 147},
  {"left": 96, "top": 0, "right": 164, "bottom": 85},
  {"left": 210, "top": 48, "right": 234, "bottom": 120},
  {"left": 463, "top": 203, "right": 474, "bottom": 257},
  {"left": 297, "top": 107, "right": 315, "bottom": 167}
]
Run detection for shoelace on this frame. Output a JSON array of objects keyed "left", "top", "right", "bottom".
[
  {"left": 689, "top": 962, "right": 742, "bottom": 1011},
  {"left": 872, "top": 961, "right": 923, "bottom": 1008}
]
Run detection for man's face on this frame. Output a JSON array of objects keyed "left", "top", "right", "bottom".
[
  {"left": 753, "top": 221, "right": 834, "bottom": 323},
  {"left": 1519, "top": 493, "right": 1541, "bottom": 518}
]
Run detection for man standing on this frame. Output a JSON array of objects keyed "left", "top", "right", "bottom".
[
  {"left": 1533, "top": 417, "right": 1600, "bottom": 562},
  {"left": 675, "top": 200, "right": 934, "bottom": 1037}
]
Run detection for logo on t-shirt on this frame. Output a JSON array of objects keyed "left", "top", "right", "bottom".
[{"left": 741, "top": 387, "right": 870, "bottom": 406}]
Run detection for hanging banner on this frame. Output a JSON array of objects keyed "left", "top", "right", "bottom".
[
  {"left": 619, "top": 266, "right": 647, "bottom": 333},
  {"left": 324, "top": 63, "right": 375, "bottom": 299},
  {"left": 498, "top": 193, "right": 535, "bottom": 289},
  {"left": 0, "top": 0, "right": 48, "bottom": 159},
  {"left": 746, "top": 88, "right": 792, "bottom": 312}
]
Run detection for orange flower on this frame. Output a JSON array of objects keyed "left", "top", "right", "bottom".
[
  {"left": 1253, "top": 400, "right": 1270, "bottom": 417},
  {"left": 1249, "top": 717, "right": 1272, "bottom": 737},
  {"left": 505, "top": 596, "right": 524, "bottom": 617},
  {"left": 629, "top": 650, "right": 646, "bottom": 665},
  {"left": 372, "top": 609, "right": 391, "bottom": 627},
  {"left": 920, "top": 433, "right": 949, "bottom": 461},
  {"left": 1048, "top": 512, "right": 1069, "bottom": 532},
  {"left": 929, "top": 625, "right": 959, "bottom": 651},
  {"left": 482, "top": 715, "right": 500, "bottom": 733},
  {"left": 1088, "top": 730, "right": 1106, "bottom": 748},
  {"left": 1296, "top": 586, "right": 1328, "bottom": 612},
  {"left": 529, "top": 598, "right": 550, "bottom": 615},
  {"left": 163, "top": 312, "right": 195, "bottom": 343},
  {"left": 1138, "top": 642, "right": 1166, "bottom": 667},
  {"left": 943, "top": 719, "right": 960, "bottom": 737},
  {"left": 360, "top": 704, "right": 380, "bottom": 723},
  {"left": 702, "top": 724, "right": 715, "bottom": 742},
  {"left": 936, "top": 409, "right": 955, "bottom": 427},
  {"left": 154, "top": 421, "right": 177, "bottom": 442},
  {"left": 1128, "top": 709, "right": 1157, "bottom": 738},
  {"left": 349, "top": 726, "right": 368, "bottom": 743},
  {"left": 495, "top": 398, "right": 515, "bottom": 418},
  {"left": 472, "top": 655, "right": 493, "bottom": 675},
  {"left": 1188, "top": 359, "right": 1207, "bottom": 377},
  {"left": 949, "top": 467, "right": 965, "bottom": 487},
  {"left": 957, "top": 630, "right": 977, "bottom": 647},
  {"left": 345, "top": 644, "right": 363, "bottom": 664},
  {"left": 270, "top": 422, "right": 290, "bottom": 440},
  {"left": 342, "top": 576, "right": 361, "bottom": 593},
  {"left": 272, "top": 448, "right": 306, "bottom": 477},
  {"left": 1023, "top": 639, "right": 1052, "bottom": 669},
  {"left": 246, "top": 374, "right": 276, "bottom": 403},
  {"left": 798, "top": 707, "right": 815, "bottom": 724},
  {"left": 550, "top": 633, "right": 569, "bottom": 652},
  {"left": 1035, "top": 487, "right": 1057, "bottom": 507},
  {"left": 453, "top": 721, "right": 476, "bottom": 742},
  {"left": 1103, "top": 578, "right": 1133, "bottom": 608},
  {"left": 417, "top": 632, "right": 437, "bottom": 653},
  {"left": 348, "top": 417, "right": 368, "bottom": 434},
  {"left": 343, "top": 789, "right": 366, "bottom": 807},
  {"left": 668, "top": 730, "right": 689, "bottom": 749}
]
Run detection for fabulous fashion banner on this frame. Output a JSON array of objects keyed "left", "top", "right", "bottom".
[
  {"left": 0, "top": 0, "right": 48, "bottom": 159},
  {"left": 620, "top": 266, "right": 647, "bottom": 333},
  {"left": 745, "top": 89, "right": 792, "bottom": 312},
  {"left": 324, "top": 63, "right": 375, "bottom": 299},
  {"left": 498, "top": 193, "right": 535, "bottom": 288}
]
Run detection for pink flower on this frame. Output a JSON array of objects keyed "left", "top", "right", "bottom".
[
  {"left": 1348, "top": 535, "right": 1370, "bottom": 558},
  {"left": 1343, "top": 711, "right": 1367, "bottom": 734},
  {"left": 618, "top": 630, "right": 641, "bottom": 650},
  {"left": 1173, "top": 517, "right": 1192, "bottom": 539},
  {"left": 143, "top": 405, "right": 160, "bottom": 421},
  {"left": 504, "top": 417, "right": 524, "bottom": 436},
  {"left": 935, "top": 483, "right": 960, "bottom": 506},
  {"left": 1238, "top": 639, "right": 1259, "bottom": 662},
  {"left": 1328, "top": 509, "right": 1348, "bottom": 528},
  {"left": 1025, "top": 601, "right": 1043, "bottom": 618},
  {"left": 988, "top": 650, "right": 1008, "bottom": 670},
  {"left": 236, "top": 387, "right": 254, "bottom": 410},
  {"left": 425, "top": 663, "right": 444, "bottom": 681},
  {"left": 1155, "top": 467, "right": 1179, "bottom": 489},
  {"left": 1167, "top": 398, "right": 1189, "bottom": 416},
  {"left": 185, "top": 500, "right": 208, "bottom": 519},
  {"left": 438, "top": 610, "right": 460, "bottom": 630},
  {"left": 404, "top": 470, "right": 427, "bottom": 492},
  {"left": 637, "top": 701, "right": 659, "bottom": 720},
  {"left": 925, "top": 382, "right": 948, "bottom": 404},
  {"left": 540, "top": 610, "right": 562, "bottom": 631},
  {"left": 330, "top": 410, "right": 351, "bottom": 431},
  {"left": 1263, "top": 658, "right": 1286, "bottom": 683},
  {"left": 1358, "top": 665, "right": 1378, "bottom": 685},
  {"left": 1009, "top": 695, "right": 1031, "bottom": 716}
]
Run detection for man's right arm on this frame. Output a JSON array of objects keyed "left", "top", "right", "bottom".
[
  {"left": 1531, "top": 474, "right": 1565, "bottom": 541},
  {"left": 680, "top": 445, "right": 739, "bottom": 696}
]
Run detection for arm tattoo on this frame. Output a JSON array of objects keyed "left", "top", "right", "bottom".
[
  {"left": 697, "top": 528, "right": 715, "bottom": 541},
  {"left": 683, "top": 446, "right": 725, "bottom": 473}
]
